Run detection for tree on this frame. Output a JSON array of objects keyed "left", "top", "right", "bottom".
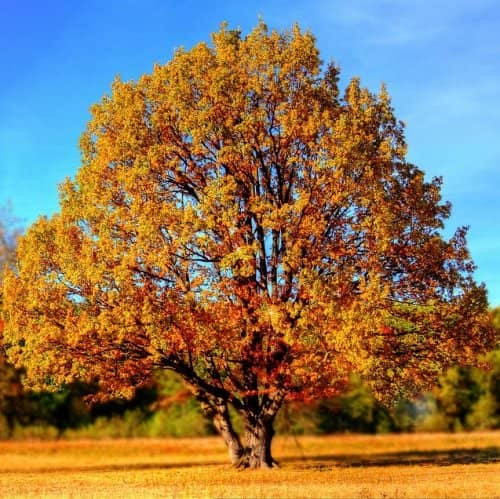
[{"left": 2, "top": 22, "right": 494, "bottom": 467}]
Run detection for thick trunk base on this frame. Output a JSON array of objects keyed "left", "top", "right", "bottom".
[
  {"left": 194, "top": 389, "right": 285, "bottom": 469},
  {"left": 234, "top": 421, "right": 278, "bottom": 469}
]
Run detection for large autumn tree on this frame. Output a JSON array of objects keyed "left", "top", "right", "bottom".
[{"left": 2, "top": 23, "right": 494, "bottom": 467}]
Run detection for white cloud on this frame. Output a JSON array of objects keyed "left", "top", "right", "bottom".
[{"left": 313, "top": 0, "right": 498, "bottom": 46}]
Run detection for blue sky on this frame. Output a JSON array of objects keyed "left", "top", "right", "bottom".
[{"left": 1, "top": 0, "right": 499, "bottom": 305}]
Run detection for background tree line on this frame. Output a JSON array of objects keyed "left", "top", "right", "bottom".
[{"left": 0, "top": 346, "right": 499, "bottom": 439}]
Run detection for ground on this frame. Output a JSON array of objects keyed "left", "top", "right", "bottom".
[{"left": 0, "top": 432, "right": 498, "bottom": 498}]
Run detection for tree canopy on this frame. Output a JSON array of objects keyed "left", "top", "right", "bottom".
[{"left": 2, "top": 22, "right": 494, "bottom": 467}]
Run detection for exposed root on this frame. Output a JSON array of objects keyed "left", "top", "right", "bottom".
[{"left": 235, "top": 452, "right": 280, "bottom": 470}]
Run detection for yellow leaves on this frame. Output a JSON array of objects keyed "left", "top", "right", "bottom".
[
  {"left": 200, "top": 175, "right": 239, "bottom": 224},
  {"left": 220, "top": 244, "right": 256, "bottom": 278}
]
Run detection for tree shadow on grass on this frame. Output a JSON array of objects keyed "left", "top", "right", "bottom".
[
  {"left": 285, "top": 447, "right": 500, "bottom": 470},
  {"left": 2, "top": 447, "right": 498, "bottom": 474}
]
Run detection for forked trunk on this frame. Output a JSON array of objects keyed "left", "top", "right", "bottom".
[
  {"left": 195, "top": 389, "right": 284, "bottom": 469},
  {"left": 214, "top": 409, "right": 277, "bottom": 468}
]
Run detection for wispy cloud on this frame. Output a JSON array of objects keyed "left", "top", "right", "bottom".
[{"left": 315, "top": 0, "right": 498, "bottom": 47}]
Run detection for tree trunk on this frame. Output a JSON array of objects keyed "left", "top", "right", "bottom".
[
  {"left": 194, "top": 388, "right": 285, "bottom": 469},
  {"left": 212, "top": 404, "right": 244, "bottom": 465},
  {"left": 236, "top": 391, "right": 286, "bottom": 468},
  {"left": 194, "top": 391, "right": 243, "bottom": 465},
  {"left": 237, "top": 418, "right": 278, "bottom": 469}
]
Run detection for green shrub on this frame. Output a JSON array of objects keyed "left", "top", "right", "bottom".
[
  {"left": 467, "top": 393, "right": 499, "bottom": 429},
  {"left": 146, "top": 402, "right": 210, "bottom": 437},
  {"left": 11, "top": 424, "right": 60, "bottom": 440},
  {"left": 64, "top": 410, "right": 148, "bottom": 439}
]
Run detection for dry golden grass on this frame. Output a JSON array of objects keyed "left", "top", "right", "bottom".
[{"left": 0, "top": 431, "right": 498, "bottom": 498}]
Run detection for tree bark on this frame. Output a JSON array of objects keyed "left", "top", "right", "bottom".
[
  {"left": 205, "top": 400, "right": 279, "bottom": 468},
  {"left": 194, "top": 391, "right": 243, "bottom": 465},
  {"left": 238, "top": 418, "right": 278, "bottom": 469},
  {"left": 212, "top": 404, "right": 244, "bottom": 465},
  {"left": 236, "top": 390, "right": 287, "bottom": 468},
  {"left": 194, "top": 388, "right": 285, "bottom": 468}
]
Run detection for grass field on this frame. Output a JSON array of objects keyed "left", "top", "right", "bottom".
[{"left": 0, "top": 431, "right": 499, "bottom": 498}]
